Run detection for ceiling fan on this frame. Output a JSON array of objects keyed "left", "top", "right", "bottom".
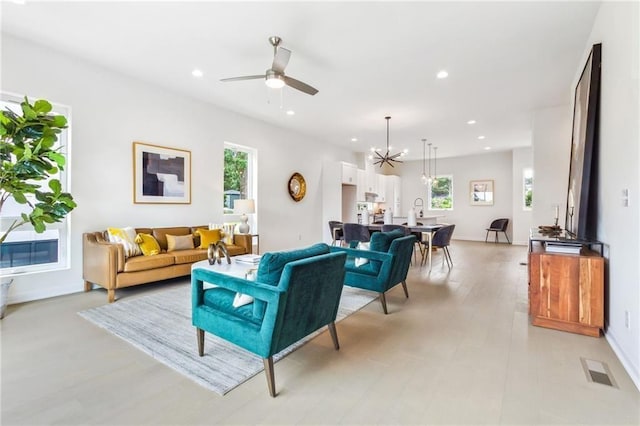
[{"left": 220, "top": 36, "right": 318, "bottom": 96}]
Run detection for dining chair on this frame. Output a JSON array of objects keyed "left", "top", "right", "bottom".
[
  {"left": 485, "top": 218, "right": 510, "bottom": 244},
  {"left": 328, "top": 220, "right": 344, "bottom": 246},
  {"left": 421, "top": 224, "right": 456, "bottom": 268},
  {"left": 342, "top": 223, "right": 371, "bottom": 246}
]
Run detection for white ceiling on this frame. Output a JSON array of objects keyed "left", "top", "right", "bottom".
[{"left": 1, "top": 1, "right": 600, "bottom": 160}]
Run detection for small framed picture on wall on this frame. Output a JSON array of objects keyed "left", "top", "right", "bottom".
[{"left": 470, "top": 180, "right": 494, "bottom": 206}]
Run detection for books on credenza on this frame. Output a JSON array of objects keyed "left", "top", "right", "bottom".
[{"left": 544, "top": 241, "right": 582, "bottom": 254}]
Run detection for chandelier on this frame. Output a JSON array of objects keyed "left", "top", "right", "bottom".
[{"left": 372, "top": 116, "right": 404, "bottom": 168}]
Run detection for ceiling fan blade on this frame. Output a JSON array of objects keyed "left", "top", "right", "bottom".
[
  {"left": 283, "top": 76, "right": 319, "bottom": 95},
  {"left": 220, "top": 75, "right": 264, "bottom": 82},
  {"left": 272, "top": 47, "right": 291, "bottom": 73}
]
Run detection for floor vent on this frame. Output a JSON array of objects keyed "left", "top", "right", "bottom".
[{"left": 581, "top": 358, "right": 618, "bottom": 388}]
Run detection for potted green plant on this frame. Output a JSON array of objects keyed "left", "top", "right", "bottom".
[{"left": 0, "top": 97, "right": 77, "bottom": 318}]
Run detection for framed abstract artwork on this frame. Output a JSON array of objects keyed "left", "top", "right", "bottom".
[
  {"left": 565, "top": 43, "right": 601, "bottom": 238},
  {"left": 133, "top": 142, "right": 191, "bottom": 204},
  {"left": 470, "top": 180, "right": 494, "bottom": 206}
]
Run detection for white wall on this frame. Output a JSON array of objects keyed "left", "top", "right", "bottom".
[
  {"left": 583, "top": 1, "right": 640, "bottom": 389},
  {"left": 531, "top": 105, "right": 572, "bottom": 228},
  {"left": 511, "top": 148, "right": 534, "bottom": 245},
  {"left": 2, "top": 34, "right": 356, "bottom": 304},
  {"left": 396, "top": 151, "right": 515, "bottom": 242}
]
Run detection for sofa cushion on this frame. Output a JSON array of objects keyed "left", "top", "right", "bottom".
[
  {"left": 195, "top": 229, "right": 222, "bottom": 249},
  {"left": 226, "top": 244, "right": 247, "bottom": 256},
  {"left": 107, "top": 226, "right": 142, "bottom": 258},
  {"left": 172, "top": 248, "right": 208, "bottom": 265},
  {"left": 166, "top": 234, "right": 195, "bottom": 252},
  {"left": 135, "top": 233, "right": 161, "bottom": 256},
  {"left": 123, "top": 253, "right": 175, "bottom": 272},
  {"left": 153, "top": 227, "right": 192, "bottom": 251},
  {"left": 203, "top": 287, "right": 260, "bottom": 325}
]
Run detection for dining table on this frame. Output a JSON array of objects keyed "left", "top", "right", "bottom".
[{"left": 338, "top": 223, "right": 444, "bottom": 271}]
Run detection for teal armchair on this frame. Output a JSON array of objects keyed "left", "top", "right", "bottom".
[
  {"left": 192, "top": 243, "right": 347, "bottom": 397},
  {"left": 331, "top": 230, "right": 415, "bottom": 314}
]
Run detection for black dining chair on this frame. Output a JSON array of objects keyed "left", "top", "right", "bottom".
[
  {"left": 422, "top": 224, "right": 456, "bottom": 268},
  {"left": 485, "top": 218, "right": 510, "bottom": 244},
  {"left": 328, "top": 221, "right": 344, "bottom": 246},
  {"left": 342, "top": 223, "right": 371, "bottom": 247}
]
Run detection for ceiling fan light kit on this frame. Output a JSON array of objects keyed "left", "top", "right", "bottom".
[
  {"left": 221, "top": 36, "right": 318, "bottom": 96},
  {"left": 372, "top": 116, "right": 404, "bottom": 168}
]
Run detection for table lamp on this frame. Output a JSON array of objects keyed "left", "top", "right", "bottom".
[{"left": 234, "top": 199, "right": 255, "bottom": 234}]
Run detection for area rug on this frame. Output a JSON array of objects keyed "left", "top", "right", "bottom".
[{"left": 78, "top": 284, "right": 376, "bottom": 395}]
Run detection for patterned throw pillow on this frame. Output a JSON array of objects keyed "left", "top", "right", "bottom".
[
  {"left": 166, "top": 234, "right": 194, "bottom": 252},
  {"left": 107, "top": 227, "right": 142, "bottom": 258},
  {"left": 135, "top": 233, "right": 161, "bottom": 256},
  {"left": 195, "top": 229, "right": 222, "bottom": 249},
  {"left": 222, "top": 223, "right": 235, "bottom": 245}
]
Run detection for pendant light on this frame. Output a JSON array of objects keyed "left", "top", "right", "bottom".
[
  {"left": 432, "top": 146, "right": 438, "bottom": 184},
  {"left": 372, "top": 116, "right": 404, "bottom": 168},
  {"left": 421, "top": 139, "right": 428, "bottom": 184}
]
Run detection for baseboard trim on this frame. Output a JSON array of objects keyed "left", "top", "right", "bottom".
[{"left": 605, "top": 328, "right": 640, "bottom": 392}]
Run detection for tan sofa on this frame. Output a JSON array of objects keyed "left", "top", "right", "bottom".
[{"left": 83, "top": 226, "right": 252, "bottom": 303}]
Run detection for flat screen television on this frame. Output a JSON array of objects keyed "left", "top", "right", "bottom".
[{"left": 565, "top": 43, "right": 601, "bottom": 240}]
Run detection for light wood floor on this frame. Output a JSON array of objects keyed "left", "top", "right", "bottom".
[{"left": 2, "top": 241, "right": 639, "bottom": 425}]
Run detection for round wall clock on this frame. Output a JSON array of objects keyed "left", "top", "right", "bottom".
[{"left": 288, "top": 172, "right": 306, "bottom": 202}]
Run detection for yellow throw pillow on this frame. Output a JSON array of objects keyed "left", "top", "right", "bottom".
[
  {"left": 195, "top": 229, "right": 221, "bottom": 249},
  {"left": 107, "top": 226, "right": 142, "bottom": 258},
  {"left": 135, "top": 233, "right": 161, "bottom": 256},
  {"left": 166, "top": 234, "right": 194, "bottom": 252}
]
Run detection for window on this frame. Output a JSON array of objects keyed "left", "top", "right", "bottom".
[
  {"left": 0, "top": 93, "right": 71, "bottom": 276},
  {"left": 523, "top": 168, "right": 533, "bottom": 210},
  {"left": 428, "top": 175, "right": 453, "bottom": 210},
  {"left": 223, "top": 142, "right": 256, "bottom": 214}
]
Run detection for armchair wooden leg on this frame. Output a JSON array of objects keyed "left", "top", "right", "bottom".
[
  {"left": 197, "top": 328, "right": 204, "bottom": 356},
  {"left": 379, "top": 292, "right": 389, "bottom": 315},
  {"left": 84, "top": 281, "right": 92, "bottom": 292},
  {"left": 263, "top": 357, "right": 276, "bottom": 397},
  {"left": 485, "top": 231, "right": 489, "bottom": 243},
  {"left": 107, "top": 289, "right": 115, "bottom": 303},
  {"left": 328, "top": 322, "right": 340, "bottom": 350},
  {"left": 401, "top": 280, "right": 409, "bottom": 298}
]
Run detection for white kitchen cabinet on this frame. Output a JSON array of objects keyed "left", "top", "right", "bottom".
[
  {"left": 387, "top": 175, "right": 402, "bottom": 214},
  {"left": 341, "top": 162, "right": 357, "bottom": 185},
  {"left": 356, "top": 169, "right": 366, "bottom": 201},
  {"left": 376, "top": 174, "right": 387, "bottom": 203}
]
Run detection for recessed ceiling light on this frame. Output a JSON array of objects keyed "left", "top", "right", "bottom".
[
  {"left": 467, "top": 120, "right": 476, "bottom": 125},
  {"left": 286, "top": 110, "right": 295, "bottom": 116},
  {"left": 191, "top": 69, "right": 204, "bottom": 78},
  {"left": 351, "top": 137, "right": 358, "bottom": 142},
  {"left": 437, "top": 70, "right": 449, "bottom": 79},
  {"left": 403, "top": 148, "right": 409, "bottom": 153},
  {"left": 478, "top": 135, "right": 486, "bottom": 140},
  {"left": 484, "top": 146, "right": 492, "bottom": 150}
]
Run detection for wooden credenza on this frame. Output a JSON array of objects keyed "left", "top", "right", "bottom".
[{"left": 528, "top": 240, "right": 604, "bottom": 337}]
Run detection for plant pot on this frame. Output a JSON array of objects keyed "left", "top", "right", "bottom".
[{"left": 0, "top": 278, "right": 13, "bottom": 319}]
